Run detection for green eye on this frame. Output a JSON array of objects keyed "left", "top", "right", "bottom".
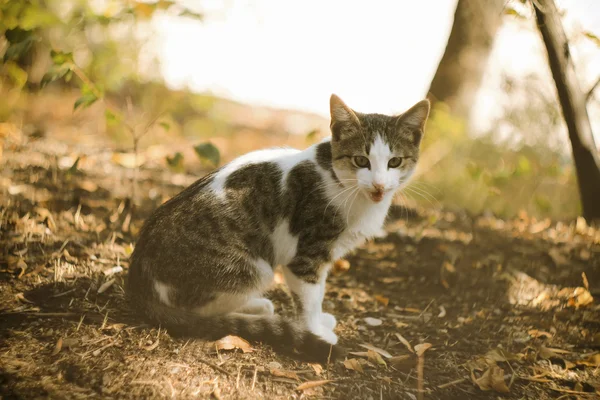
[
  {"left": 388, "top": 157, "right": 403, "bottom": 168},
  {"left": 353, "top": 156, "right": 370, "bottom": 169}
]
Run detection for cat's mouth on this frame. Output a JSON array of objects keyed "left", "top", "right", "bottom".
[{"left": 368, "top": 189, "right": 385, "bottom": 203}]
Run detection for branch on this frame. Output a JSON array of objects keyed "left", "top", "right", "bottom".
[{"left": 586, "top": 75, "right": 600, "bottom": 103}]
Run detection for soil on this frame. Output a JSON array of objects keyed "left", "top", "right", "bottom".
[{"left": 1, "top": 129, "right": 600, "bottom": 400}]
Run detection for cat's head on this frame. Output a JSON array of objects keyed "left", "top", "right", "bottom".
[{"left": 329, "top": 94, "right": 430, "bottom": 203}]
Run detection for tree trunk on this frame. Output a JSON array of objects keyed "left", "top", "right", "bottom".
[
  {"left": 533, "top": 0, "right": 600, "bottom": 222},
  {"left": 428, "top": 0, "right": 505, "bottom": 123}
]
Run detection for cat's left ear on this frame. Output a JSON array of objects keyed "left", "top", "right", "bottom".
[{"left": 396, "top": 99, "right": 430, "bottom": 138}]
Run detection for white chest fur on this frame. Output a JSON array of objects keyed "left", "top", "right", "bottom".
[{"left": 331, "top": 195, "right": 391, "bottom": 260}]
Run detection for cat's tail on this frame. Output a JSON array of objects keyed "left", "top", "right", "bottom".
[{"left": 131, "top": 298, "right": 343, "bottom": 363}]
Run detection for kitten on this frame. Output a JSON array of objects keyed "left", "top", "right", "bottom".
[{"left": 127, "top": 94, "right": 430, "bottom": 362}]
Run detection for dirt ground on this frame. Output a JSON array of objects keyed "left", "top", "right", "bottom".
[{"left": 1, "top": 127, "right": 600, "bottom": 400}]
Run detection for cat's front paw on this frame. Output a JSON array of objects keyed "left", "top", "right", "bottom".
[
  {"left": 313, "top": 327, "right": 338, "bottom": 345},
  {"left": 321, "top": 312, "right": 337, "bottom": 330}
]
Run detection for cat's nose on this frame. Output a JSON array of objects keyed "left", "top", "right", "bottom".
[{"left": 372, "top": 183, "right": 385, "bottom": 192}]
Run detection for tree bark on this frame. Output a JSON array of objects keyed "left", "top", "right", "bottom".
[
  {"left": 533, "top": 0, "right": 600, "bottom": 222},
  {"left": 428, "top": 0, "right": 505, "bottom": 123}
]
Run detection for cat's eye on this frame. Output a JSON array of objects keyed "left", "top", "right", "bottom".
[
  {"left": 388, "top": 157, "right": 403, "bottom": 168},
  {"left": 353, "top": 156, "right": 370, "bottom": 169}
]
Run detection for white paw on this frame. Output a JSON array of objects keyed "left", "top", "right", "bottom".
[
  {"left": 312, "top": 326, "right": 338, "bottom": 345},
  {"left": 238, "top": 298, "right": 275, "bottom": 315},
  {"left": 321, "top": 313, "right": 337, "bottom": 330}
]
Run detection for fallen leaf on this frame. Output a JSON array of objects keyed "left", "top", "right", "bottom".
[
  {"left": 414, "top": 343, "right": 432, "bottom": 357},
  {"left": 215, "top": 335, "right": 253, "bottom": 353},
  {"left": 348, "top": 351, "right": 370, "bottom": 358},
  {"left": 374, "top": 295, "right": 389, "bottom": 306},
  {"left": 389, "top": 354, "right": 412, "bottom": 367},
  {"left": 270, "top": 368, "right": 300, "bottom": 381},
  {"left": 143, "top": 330, "right": 160, "bottom": 351},
  {"left": 394, "top": 333, "right": 414, "bottom": 353},
  {"left": 582, "top": 272, "right": 589, "bottom": 290},
  {"left": 363, "top": 317, "right": 382, "bottom": 326},
  {"left": 359, "top": 343, "right": 392, "bottom": 358},
  {"left": 15, "top": 293, "right": 34, "bottom": 304},
  {"left": 333, "top": 259, "right": 350, "bottom": 273},
  {"left": 78, "top": 179, "right": 98, "bottom": 192},
  {"left": 528, "top": 329, "right": 553, "bottom": 339},
  {"left": 97, "top": 279, "right": 115, "bottom": 294},
  {"left": 485, "top": 348, "right": 519, "bottom": 363},
  {"left": 16, "top": 259, "right": 27, "bottom": 278},
  {"left": 472, "top": 364, "right": 509, "bottom": 393},
  {"left": 438, "top": 305, "right": 446, "bottom": 318},
  {"left": 296, "top": 379, "right": 333, "bottom": 391},
  {"left": 308, "top": 363, "right": 323, "bottom": 376},
  {"left": 51, "top": 337, "right": 63, "bottom": 355},
  {"left": 538, "top": 346, "right": 566, "bottom": 360},
  {"left": 367, "top": 350, "right": 387, "bottom": 367},
  {"left": 576, "top": 353, "right": 600, "bottom": 367},
  {"left": 343, "top": 358, "right": 364, "bottom": 373}
]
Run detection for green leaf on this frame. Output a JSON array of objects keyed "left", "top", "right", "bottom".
[
  {"left": 3, "top": 32, "right": 35, "bottom": 62},
  {"left": 178, "top": 9, "right": 203, "bottom": 20},
  {"left": 305, "top": 129, "right": 319, "bottom": 142},
  {"left": 20, "top": 5, "right": 59, "bottom": 29},
  {"left": 74, "top": 93, "right": 99, "bottom": 111},
  {"left": 4, "top": 61, "right": 28, "bottom": 88},
  {"left": 50, "top": 50, "right": 74, "bottom": 66},
  {"left": 158, "top": 121, "right": 171, "bottom": 132},
  {"left": 40, "top": 64, "right": 71, "bottom": 88},
  {"left": 504, "top": 7, "right": 526, "bottom": 19},
  {"left": 105, "top": 109, "right": 122, "bottom": 126},
  {"left": 583, "top": 31, "right": 600, "bottom": 47},
  {"left": 67, "top": 157, "right": 81, "bottom": 175},
  {"left": 166, "top": 152, "right": 185, "bottom": 173},
  {"left": 194, "top": 142, "right": 220, "bottom": 167}
]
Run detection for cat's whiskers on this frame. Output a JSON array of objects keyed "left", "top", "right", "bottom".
[
  {"left": 333, "top": 185, "right": 359, "bottom": 222},
  {"left": 403, "top": 185, "right": 440, "bottom": 209},
  {"left": 323, "top": 183, "right": 358, "bottom": 217},
  {"left": 345, "top": 187, "right": 362, "bottom": 227}
]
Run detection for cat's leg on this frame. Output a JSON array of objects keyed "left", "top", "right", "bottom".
[
  {"left": 282, "top": 262, "right": 337, "bottom": 344},
  {"left": 235, "top": 297, "right": 275, "bottom": 316}
]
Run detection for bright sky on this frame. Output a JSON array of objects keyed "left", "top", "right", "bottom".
[{"left": 154, "top": 0, "right": 600, "bottom": 139}]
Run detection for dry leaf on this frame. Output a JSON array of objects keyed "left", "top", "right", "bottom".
[
  {"left": 51, "top": 337, "right": 63, "bottom": 355},
  {"left": 270, "top": 368, "right": 300, "bottom": 381},
  {"left": 16, "top": 259, "right": 27, "bottom": 278},
  {"left": 215, "top": 335, "right": 254, "bottom": 353},
  {"left": 528, "top": 329, "right": 553, "bottom": 339},
  {"left": 143, "top": 330, "right": 160, "bottom": 351},
  {"left": 538, "top": 345, "right": 565, "bottom": 360},
  {"left": 97, "top": 279, "right": 115, "bottom": 294},
  {"left": 363, "top": 317, "right": 382, "bottom": 326},
  {"left": 348, "top": 351, "right": 370, "bottom": 358},
  {"left": 15, "top": 292, "right": 34, "bottom": 304},
  {"left": 472, "top": 364, "right": 509, "bottom": 393},
  {"left": 367, "top": 350, "right": 387, "bottom": 367},
  {"left": 78, "top": 179, "right": 98, "bottom": 192},
  {"left": 414, "top": 343, "right": 432, "bottom": 357},
  {"left": 309, "top": 363, "right": 323, "bottom": 376},
  {"left": 333, "top": 259, "right": 350, "bottom": 273},
  {"left": 566, "top": 287, "right": 594, "bottom": 308},
  {"left": 437, "top": 305, "right": 446, "bottom": 318},
  {"left": 359, "top": 343, "right": 392, "bottom": 358},
  {"left": 582, "top": 272, "right": 589, "bottom": 290},
  {"left": 485, "top": 348, "right": 519, "bottom": 363},
  {"left": 374, "top": 295, "right": 389, "bottom": 306},
  {"left": 389, "top": 354, "right": 412, "bottom": 368},
  {"left": 576, "top": 353, "right": 600, "bottom": 367},
  {"left": 296, "top": 379, "right": 333, "bottom": 391},
  {"left": 394, "top": 333, "right": 414, "bottom": 353},
  {"left": 343, "top": 358, "right": 364, "bottom": 373}
]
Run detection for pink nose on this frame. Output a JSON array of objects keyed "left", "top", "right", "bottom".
[{"left": 372, "top": 183, "right": 385, "bottom": 192}]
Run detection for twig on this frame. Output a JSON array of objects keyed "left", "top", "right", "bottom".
[
  {"left": 251, "top": 365, "right": 258, "bottom": 390},
  {"left": 197, "top": 358, "right": 231, "bottom": 377},
  {"left": 437, "top": 377, "right": 467, "bottom": 389}
]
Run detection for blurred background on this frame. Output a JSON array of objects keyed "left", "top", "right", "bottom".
[{"left": 1, "top": 0, "right": 600, "bottom": 220}]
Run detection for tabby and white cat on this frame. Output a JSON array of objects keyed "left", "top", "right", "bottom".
[{"left": 127, "top": 94, "right": 430, "bottom": 362}]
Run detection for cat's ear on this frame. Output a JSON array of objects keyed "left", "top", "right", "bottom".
[
  {"left": 330, "top": 94, "right": 360, "bottom": 130},
  {"left": 397, "top": 99, "right": 430, "bottom": 132}
]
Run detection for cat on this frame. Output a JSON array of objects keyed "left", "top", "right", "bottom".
[{"left": 126, "top": 94, "right": 430, "bottom": 362}]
